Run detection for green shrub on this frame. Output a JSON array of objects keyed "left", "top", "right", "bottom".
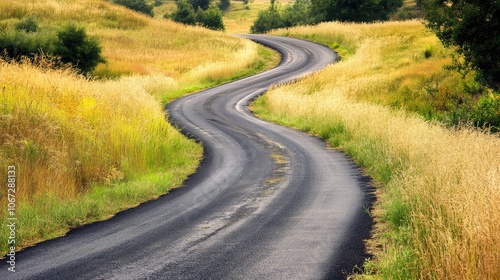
[
  {"left": 472, "top": 93, "right": 500, "bottom": 131},
  {"left": 189, "top": 0, "right": 211, "bottom": 11},
  {"left": 0, "top": 29, "right": 56, "bottom": 60},
  {"left": 281, "top": 0, "right": 312, "bottom": 28},
  {"left": 251, "top": 0, "right": 313, "bottom": 34},
  {"left": 218, "top": 0, "right": 231, "bottom": 11},
  {"left": 171, "top": 0, "right": 197, "bottom": 25},
  {"left": 197, "top": 7, "right": 225, "bottom": 31},
  {"left": 250, "top": 0, "right": 283, "bottom": 33},
  {"left": 53, "top": 23, "right": 105, "bottom": 74},
  {"left": 0, "top": 21, "right": 104, "bottom": 74},
  {"left": 171, "top": 0, "right": 224, "bottom": 31},
  {"left": 15, "top": 16, "right": 39, "bottom": 33},
  {"left": 113, "top": 0, "right": 154, "bottom": 16}
]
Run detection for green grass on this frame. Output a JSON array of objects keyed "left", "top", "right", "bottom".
[{"left": 0, "top": 170, "right": 196, "bottom": 252}]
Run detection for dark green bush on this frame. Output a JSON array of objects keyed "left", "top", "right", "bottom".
[
  {"left": 0, "top": 29, "right": 56, "bottom": 60},
  {"left": 189, "top": 0, "right": 211, "bottom": 11},
  {"left": 310, "top": 0, "right": 403, "bottom": 22},
  {"left": 218, "top": 0, "right": 231, "bottom": 11},
  {"left": 250, "top": 0, "right": 283, "bottom": 33},
  {"left": 281, "top": 0, "right": 312, "bottom": 28},
  {"left": 53, "top": 23, "right": 105, "bottom": 74},
  {"left": 0, "top": 22, "right": 105, "bottom": 74},
  {"left": 197, "top": 7, "right": 225, "bottom": 31},
  {"left": 171, "top": 0, "right": 197, "bottom": 25},
  {"left": 113, "top": 0, "right": 154, "bottom": 16},
  {"left": 15, "top": 16, "right": 39, "bottom": 33},
  {"left": 171, "top": 0, "right": 225, "bottom": 31}
]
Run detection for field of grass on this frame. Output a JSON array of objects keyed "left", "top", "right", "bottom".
[
  {"left": 0, "top": 0, "right": 279, "bottom": 255},
  {"left": 252, "top": 20, "right": 500, "bottom": 279},
  {"left": 0, "top": 60, "right": 203, "bottom": 252}
]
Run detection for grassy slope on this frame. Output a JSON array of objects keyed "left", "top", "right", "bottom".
[
  {"left": 0, "top": 0, "right": 279, "bottom": 255},
  {"left": 250, "top": 21, "right": 500, "bottom": 279}
]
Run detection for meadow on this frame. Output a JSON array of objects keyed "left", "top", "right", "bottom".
[
  {"left": 251, "top": 20, "right": 500, "bottom": 279},
  {"left": 0, "top": 0, "right": 278, "bottom": 254}
]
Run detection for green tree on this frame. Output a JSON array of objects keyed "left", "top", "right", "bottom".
[
  {"left": 250, "top": 0, "right": 284, "bottom": 33},
  {"left": 422, "top": 0, "right": 500, "bottom": 89},
  {"left": 310, "top": 0, "right": 403, "bottom": 22},
  {"left": 113, "top": 0, "right": 154, "bottom": 16},
  {"left": 54, "top": 23, "right": 105, "bottom": 74},
  {"left": 171, "top": 0, "right": 197, "bottom": 25},
  {"left": 189, "top": 0, "right": 211, "bottom": 10},
  {"left": 218, "top": 0, "right": 231, "bottom": 11},
  {"left": 197, "top": 7, "right": 226, "bottom": 31},
  {"left": 281, "top": 0, "right": 312, "bottom": 28}
]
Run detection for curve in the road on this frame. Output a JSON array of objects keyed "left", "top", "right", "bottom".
[{"left": 1, "top": 35, "right": 374, "bottom": 280}]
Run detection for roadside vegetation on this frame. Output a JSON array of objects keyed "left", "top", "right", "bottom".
[
  {"left": 250, "top": 0, "right": 404, "bottom": 33},
  {"left": 168, "top": 0, "right": 226, "bottom": 31},
  {"left": 252, "top": 20, "right": 500, "bottom": 279},
  {"left": 0, "top": 0, "right": 279, "bottom": 255}
]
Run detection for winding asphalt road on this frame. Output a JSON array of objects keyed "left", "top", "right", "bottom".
[{"left": 1, "top": 35, "right": 374, "bottom": 279}]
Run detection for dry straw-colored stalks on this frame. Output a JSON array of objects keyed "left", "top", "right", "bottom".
[{"left": 260, "top": 20, "right": 500, "bottom": 279}]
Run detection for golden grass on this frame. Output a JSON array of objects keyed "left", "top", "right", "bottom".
[
  {"left": 0, "top": 59, "right": 203, "bottom": 253},
  {"left": 0, "top": 0, "right": 263, "bottom": 91},
  {"left": 255, "top": 20, "right": 500, "bottom": 279},
  {"left": 0, "top": 59, "right": 201, "bottom": 201},
  {"left": 0, "top": 0, "right": 280, "bottom": 254}
]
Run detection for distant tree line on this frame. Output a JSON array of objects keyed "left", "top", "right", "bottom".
[
  {"left": 168, "top": 0, "right": 226, "bottom": 31},
  {"left": 0, "top": 16, "right": 104, "bottom": 75},
  {"left": 251, "top": 0, "right": 404, "bottom": 33}
]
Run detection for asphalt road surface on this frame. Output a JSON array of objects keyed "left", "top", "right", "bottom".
[{"left": 1, "top": 35, "right": 374, "bottom": 279}]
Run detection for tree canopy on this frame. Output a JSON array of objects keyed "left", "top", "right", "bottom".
[
  {"left": 170, "top": 0, "right": 225, "bottom": 31},
  {"left": 422, "top": 0, "right": 500, "bottom": 89},
  {"left": 251, "top": 0, "right": 404, "bottom": 34},
  {"left": 310, "top": 0, "right": 403, "bottom": 22}
]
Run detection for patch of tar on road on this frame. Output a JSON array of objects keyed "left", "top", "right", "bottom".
[
  {"left": 183, "top": 132, "right": 292, "bottom": 251},
  {"left": 255, "top": 132, "right": 291, "bottom": 200}
]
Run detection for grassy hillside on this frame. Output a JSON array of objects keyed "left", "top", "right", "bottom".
[
  {"left": 0, "top": 0, "right": 278, "bottom": 255},
  {"left": 252, "top": 21, "right": 500, "bottom": 279}
]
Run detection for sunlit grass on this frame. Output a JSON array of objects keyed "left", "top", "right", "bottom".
[
  {"left": 0, "top": 0, "right": 279, "bottom": 255},
  {"left": 0, "top": 0, "right": 272, "bottom": 95},
  {"left": 255, "top": 20, "right": 500, "bottom": 279},
  {"left": 0, "top": 60, "right": 203, "bottom": 253}
]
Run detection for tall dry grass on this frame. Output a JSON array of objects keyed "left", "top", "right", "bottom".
[
  {"left": 0, "top": 0, "right": 263, "bottom": 96},
  {"left": 0, "top": 0, "right": 280, "bottom": 254},
  {"left": 0, "top": 59, "right": 201, "bottom": 202},
  {"left": 0, "top": 58, "right": 203, "bottom": 252},
  {"left": 255, "top": 20, "right": 500, "bottom": 279}
]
